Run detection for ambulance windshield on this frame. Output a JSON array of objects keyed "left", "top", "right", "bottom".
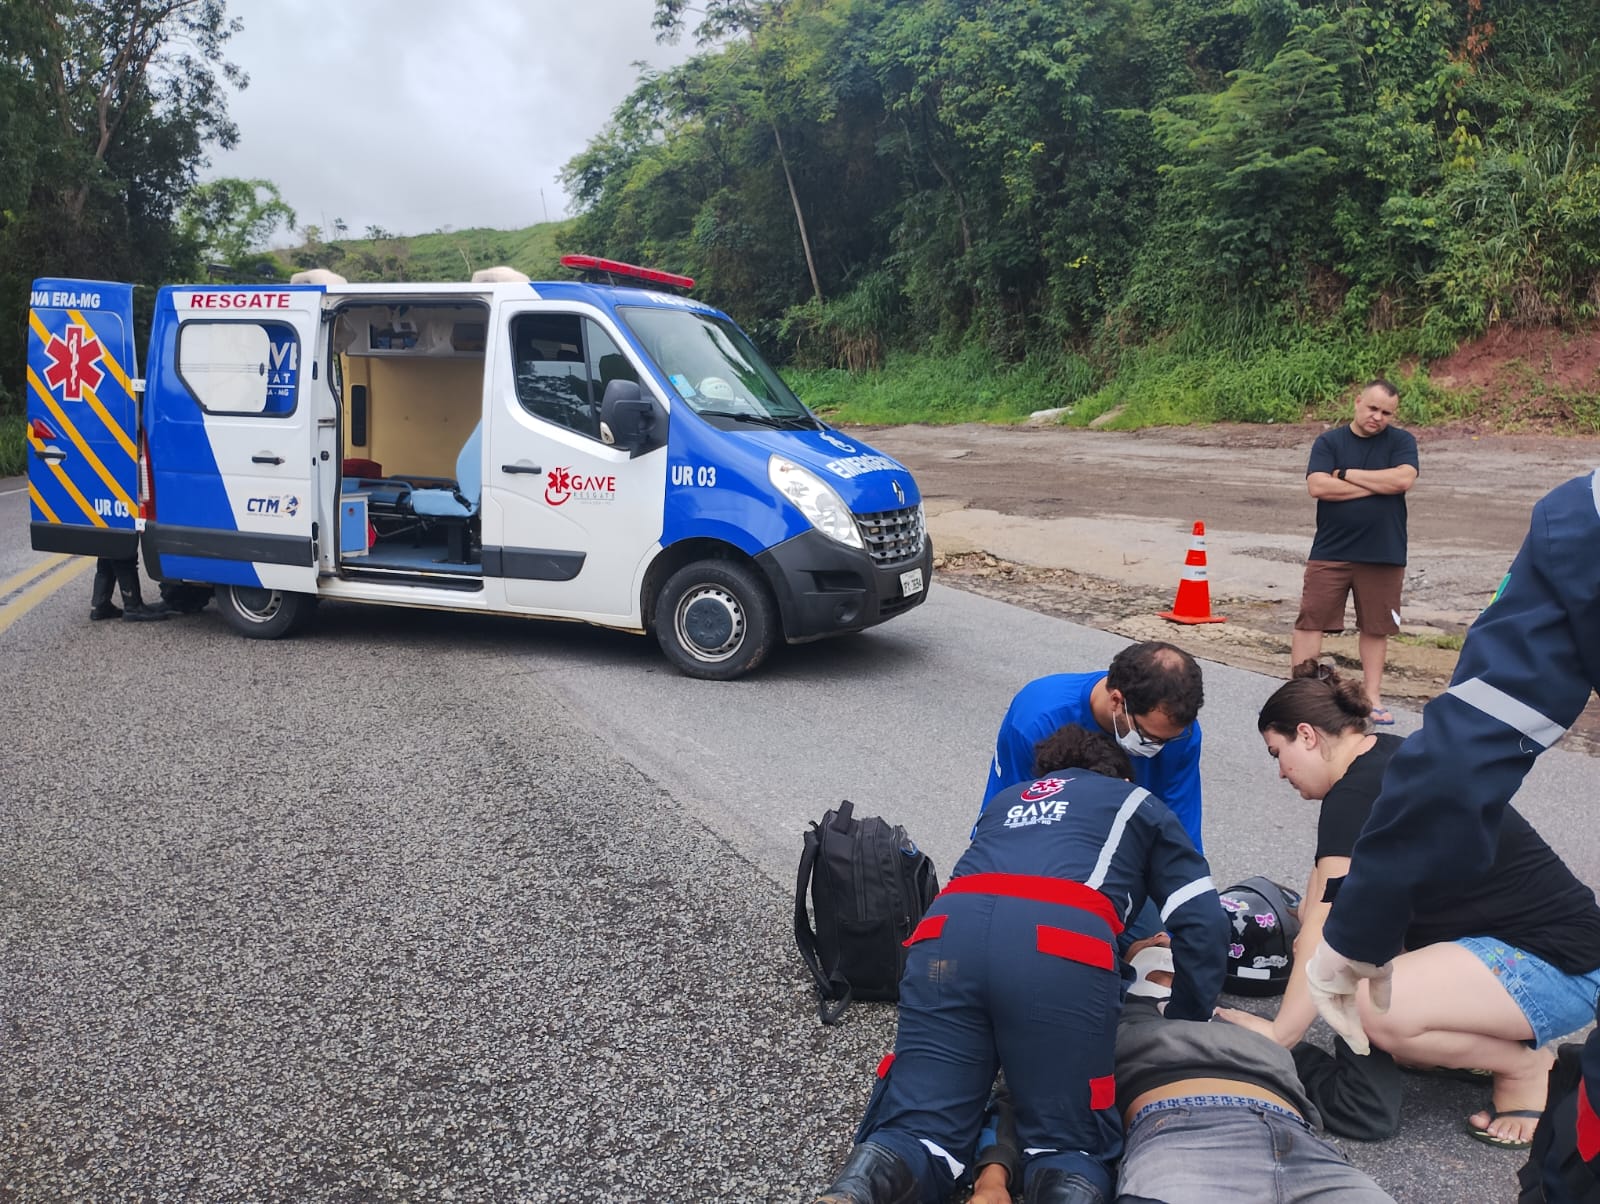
[{"left": 619, "top": 306, "right": 817, "bottom": 430}]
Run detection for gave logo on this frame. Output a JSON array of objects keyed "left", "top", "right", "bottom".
[{"left": 544, "top": 467, "right": 617, "bottom": 507}]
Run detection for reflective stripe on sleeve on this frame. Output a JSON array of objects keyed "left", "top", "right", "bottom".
[
  {"left": 1447, "top": 677, "right": 1566, "bottom": 749},
  {"left": 1085, "top": 787, "right": 1149, "bottom": 890},
  {"left": 1590, "top": 467, "right": 1599, "bottom": 518},
  {"left": 1160, "top": 876, "right": 1216, "bottom": 924}
]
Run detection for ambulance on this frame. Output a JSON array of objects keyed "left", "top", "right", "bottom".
[{"left": 23, "top": 258, "right": 932, "bottom": 678}]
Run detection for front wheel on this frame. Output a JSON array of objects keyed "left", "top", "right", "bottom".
[
  {"left": 218, "top": 584, "right": 315, "bottom": 640},
  {"left": 654, "top": 559, "right": 778, "bottom": 680}
]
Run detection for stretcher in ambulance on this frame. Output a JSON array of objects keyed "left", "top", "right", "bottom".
[{"left": 24, "top": 258, "right": 932, "bottom": 678}]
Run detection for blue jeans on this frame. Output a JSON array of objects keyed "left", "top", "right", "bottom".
[
  {"left": 1456, "top": 936, "right": 1600, "bottom": 1047},
  {"left": 1115, "top": 1100, "right": 1393, "bottom": 1203}
]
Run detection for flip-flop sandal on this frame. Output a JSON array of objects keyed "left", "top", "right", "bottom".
[
  {"left": 1464, "top": 1107, "right": 1542, "bottom": 1149},
  {"left": 1370, "top": 707, "right": 1395, "bottom": 725}
]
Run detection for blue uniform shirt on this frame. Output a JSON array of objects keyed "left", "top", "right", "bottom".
[
  {"left": 984, "top": 671, "right": 1205, "bottom": 853},
  {"left": 959, "top": 769, "right": 1226, "bottom": 1022}
]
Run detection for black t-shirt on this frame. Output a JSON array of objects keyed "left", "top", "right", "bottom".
[
  {"left": 1306, "top": 425, "right": 1419, "bottom": 564},
  {"left": 1318, "top": 734, "right": 1600, "bottom": 973}
]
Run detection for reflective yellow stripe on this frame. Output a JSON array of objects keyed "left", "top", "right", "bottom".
[
  {"left": 29, "top": 308, "right": 138, "bottom": 461},
  {"left": 26, "top": 486, "right": 62, "bottom": 526},
  {"left": 0, "top": 558, "right": 94, "bottom": 637},
  {"left": 78, "top": 380, "right": 136, "bottom": 461},
  {"left": 28, "top": 367, "right": 135, "bottom": 514},
  {"left": 0, "top": 551, "right": 70, "bottom": 597}
]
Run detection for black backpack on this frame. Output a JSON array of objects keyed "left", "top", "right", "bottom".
[{"left": 794, "top": 800, "right": 940, "bottom": 1025}]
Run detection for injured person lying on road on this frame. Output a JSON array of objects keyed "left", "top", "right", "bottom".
[{"left": 965, "top": 947, "right": 1395, "bottom": 1204}]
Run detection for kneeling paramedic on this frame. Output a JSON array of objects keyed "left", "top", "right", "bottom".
[{"left": 812, "top": 725, "right": 1228, "bottom": 1204}]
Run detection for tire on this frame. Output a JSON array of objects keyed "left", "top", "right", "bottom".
[
  {"left": 654, "top": 559, "right": 778, "bottom": 680},
  {"left": 217, "top": 584, "right": 315, "bottom": 640}
]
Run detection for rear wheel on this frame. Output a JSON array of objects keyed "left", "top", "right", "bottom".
[
  {"left": 218, "top": 584, "right": 314, "bottom": 640},
  {"left": 654, "top": 559, "right": 777, "bottom": 680}
]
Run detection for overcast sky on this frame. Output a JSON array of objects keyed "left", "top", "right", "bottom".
[{"left": 205, "top": 0, "right": 698, "bottom": 240}]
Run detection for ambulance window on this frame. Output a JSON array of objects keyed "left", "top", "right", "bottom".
[
  {"left": 177, "top": 321, "right": 300, "bottom": 416},
  {"left": 511, "top": 313, "right": 602, "bottom": 439}
]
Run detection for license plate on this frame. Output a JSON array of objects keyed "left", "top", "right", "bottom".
[{"left": 899, "top": 568, "right": 924, "bottom": 597}]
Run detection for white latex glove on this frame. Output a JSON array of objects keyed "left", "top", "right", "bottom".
[{"left": 1304, "top": 940, "right": 1394, "bottom": 1056}]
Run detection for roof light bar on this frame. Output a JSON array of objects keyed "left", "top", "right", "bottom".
[{"left": 560, "top": 254, "right": 695, "bottom": 291}]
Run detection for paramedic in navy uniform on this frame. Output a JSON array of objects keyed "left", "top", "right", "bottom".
[
  {"left": 984, "top": 641, "right": 1206, "bottom": 852},
  {"left": 812, "top": 724, "right": 1226, "bottom": 1204},
  {"left": 1299, "top": 471, "right": 1600, "bottom": 1200}
]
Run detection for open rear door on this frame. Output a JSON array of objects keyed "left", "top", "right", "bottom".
[
  {"left": 25, "top": 279, "right": 140, "bottom": 557},
  {"left": 143, "top": 286, "right": 324, "bottom": 591}
]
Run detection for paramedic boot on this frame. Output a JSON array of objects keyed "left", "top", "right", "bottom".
[
  {"left": 89, "top": 559, "right": 121, "bottom": 620},
  {"left": 1025, "top": 1169, "right": 1105, "bottom": 1204},
  {"left": 812, "top": 1142, "right": 918, "bottom": 1204},
  {"left": 121, "top": 599, "right": 171, "bottom": 621},
  {"left": 119, "top": 581, "right": 171, "bottom": 622}
]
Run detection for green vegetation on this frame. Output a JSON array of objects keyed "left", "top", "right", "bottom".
[
  {"left": 561, "top": 0, "right": 1600, "bottom": 424},
  {"left": 274, "top": 221, "right": 574, "bottom": 284},
  {"left": 0, "top": 415, "right": 23, "bottom": 479},
  {"left": 7, "top": 0, "right": 1600, "bottom": 457}
]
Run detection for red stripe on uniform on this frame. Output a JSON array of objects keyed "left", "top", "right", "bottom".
[
  {"left": 938, "top": 873, "right": 1123, "bottom": 935},
  {"left": 1090, "top": 1075, "right": 1116, "bottom": 1110},
  {"left": 1036, "top": 925, "right": 1116, "bottom": 971},
  {"left": 877, "top": 1053, "right": 895, "bottom": 1080},
  {"left": 904, "top": 913, "right": 947, "bottom": 947},
  {"left": 1578, "top": 1080, "right": 1600, "bottom": 1162}
]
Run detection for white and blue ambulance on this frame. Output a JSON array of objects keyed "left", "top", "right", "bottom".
[{"left": 24, "top": 257, "right": 932, "bottom": 678}]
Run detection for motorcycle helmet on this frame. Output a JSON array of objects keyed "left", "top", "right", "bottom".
[{"left": 1219, "top": 876, "right": 1302, "bottom": 996}]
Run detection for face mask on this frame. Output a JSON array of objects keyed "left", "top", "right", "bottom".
[{"left": 1113, "top": 705, "right": 1166, "bottom": 759}]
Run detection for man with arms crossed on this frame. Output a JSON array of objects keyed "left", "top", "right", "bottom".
[{"left": 1292, "top": 380, "right": 1419, "bottom": 725}]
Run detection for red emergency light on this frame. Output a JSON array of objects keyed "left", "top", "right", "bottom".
[
  {"left": 27, "top": 418, "right": 58, "bottom": 441},
  {"left": 560, "top": 254, "right": 695, "bottom": 291}
]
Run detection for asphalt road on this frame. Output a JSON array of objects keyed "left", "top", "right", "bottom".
[{"left": 3, "top": 474, "right": 1598, "bottom": 1202}]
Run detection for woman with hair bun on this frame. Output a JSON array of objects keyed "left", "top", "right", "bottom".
[{"left": 1217, "top": 661, "right": 1600, "bottom": 1151}]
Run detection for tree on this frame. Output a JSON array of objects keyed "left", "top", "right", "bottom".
[
  {"left": 0, "top": 0, "right": 245, "bottom": 406},
  {"left": 177, "top": 176, "right": 295, "bottom": 269}
]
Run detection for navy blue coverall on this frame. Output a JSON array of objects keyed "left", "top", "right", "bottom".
[
  {"left": 1321, "top": 471, "right": 1600, "bottom": 1200},
  {"left": 854, "top": 769, "right": 1227, "bottom": 1202}
]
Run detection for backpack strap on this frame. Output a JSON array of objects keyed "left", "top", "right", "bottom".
[{"left": 794, "top": 819, "right": 856, "bottom": 1025}]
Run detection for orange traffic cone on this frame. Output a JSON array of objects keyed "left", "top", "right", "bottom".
[{"left": 1159, "top": 521, "right": 1227, "bottom": 625}]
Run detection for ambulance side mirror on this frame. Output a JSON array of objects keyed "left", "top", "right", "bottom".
[{"left": 599, "top": 379, "right": 663, "bottom": 457}]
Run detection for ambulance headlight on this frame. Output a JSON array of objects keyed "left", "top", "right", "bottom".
[{"left": 768, "top": 455, "right": 863, "bottom": 549}]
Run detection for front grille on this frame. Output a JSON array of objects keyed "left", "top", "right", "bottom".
[{"left": 856, "top": 505, "right": 925, "bottom": 566}]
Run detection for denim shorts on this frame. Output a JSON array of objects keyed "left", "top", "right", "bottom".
[{"left": 1456, "top": 936, "right": 1600, "bottom": 1047}]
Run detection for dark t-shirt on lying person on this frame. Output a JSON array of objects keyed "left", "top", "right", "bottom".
[{"left": 1317, "top": 733, "right": 1600, "bottom": 974}]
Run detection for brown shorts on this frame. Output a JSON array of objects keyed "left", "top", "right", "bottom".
[{"left": 1295, "top": 560, "right": 1404, "bottom": 636}]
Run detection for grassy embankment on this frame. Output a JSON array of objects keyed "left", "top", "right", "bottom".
[{"left": 788, "top": 329, "right": 1484, "bottom": 431}]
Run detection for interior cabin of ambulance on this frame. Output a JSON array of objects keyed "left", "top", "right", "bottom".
[{"left": 329, "top": 291, "right": 640, "bottom": 587}]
